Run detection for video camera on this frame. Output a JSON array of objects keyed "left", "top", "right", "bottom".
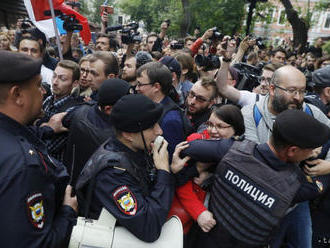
[
  {"left": 44, "top": 10, "right": 82, "bottom": 32},
  {"left": 195, "top": 54, "right": 220, "bottom": 71},
  {"left": 106, "top": 22, "right": 141, "bottom": 44},
  {"left": 21, "top": 18, "right": 34, "bottom": 30},
  {"left": 232, "top": 62, "right": 263, "bottom": 91}
]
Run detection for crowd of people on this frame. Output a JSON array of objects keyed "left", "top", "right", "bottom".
[{"left": 1, "top": 7, "right": 330, "bottom": 248}]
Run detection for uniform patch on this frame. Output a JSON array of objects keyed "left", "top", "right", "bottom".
[
  {"left": 26, "top": 193, "right": 45, "bottom": 229},
  {"left": 112, "top": 186, "right": 137, "bottom": 216}
]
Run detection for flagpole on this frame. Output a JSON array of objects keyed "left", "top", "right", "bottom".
[{"left": 48, "top": 0, "right": 63, "bottom": 60}]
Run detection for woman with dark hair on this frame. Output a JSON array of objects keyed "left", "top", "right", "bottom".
[{"left": 169, "top": 104, "right": 245, "bottom": 247}]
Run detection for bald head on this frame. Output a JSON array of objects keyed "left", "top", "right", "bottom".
[{"left": 272, "top": 65, "right": 306, "bottom": 88}]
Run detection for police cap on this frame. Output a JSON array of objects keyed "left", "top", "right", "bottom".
[
  {"left": 312, "top": 66, "right": 330, "bottom": 88},
  {"left": 274, "top": 109, "right": 330, "bottom": 149},
  {"left": 110, "top": 94, "right": 163, "bottom": 132},
  {"left": 0, "top": 51, "right": 42, "bottom": 84},
  {"left": 98, "top": 79, "right": 130, "bottom": 106}
]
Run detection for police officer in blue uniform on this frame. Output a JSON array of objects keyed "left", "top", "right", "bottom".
[
  {"left": 180, "top": 109, "right": 330, "bottom": 248},
  {"left": 76, "top": 94, "right": 190, "bottom": 242},
  {"left": 0, "top": 51, "right": 77, "bottom": 247}
]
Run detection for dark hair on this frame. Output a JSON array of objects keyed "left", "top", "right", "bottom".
[
  {"left": 272, "top": 47, "right": 287, "bottom": 57},
  {"left": 96, "top": 33, "right": 118, "bottom": 50},
  {"left": 18, "top": 36, "right": 43, "bottom": 54},
  {"left": 212, "top": 104, "right": 245, "bottom": 136},
  {"left": 136, "top": 62, "right": 172, "bottom": 95},
  {"left": 89, "top": 51, "right": 119, "bottom": 76}
]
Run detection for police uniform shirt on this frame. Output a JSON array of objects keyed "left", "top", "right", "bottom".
[
  {"left": 87, "top": 137, "right": 175, "bottom": 242},
  {"left": 0, "top": 112, "right": 76, "bottom": 247}
]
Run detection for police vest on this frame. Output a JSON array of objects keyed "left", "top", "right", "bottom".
[
  {"left": 210, "top": 140, "right": 302, "bottom": 246},
  {"left": 76, "top": 139, "right": 152, "bottom": 218},
  {"left": 63, "top": 104, "right": 114, "bottom": 186}
]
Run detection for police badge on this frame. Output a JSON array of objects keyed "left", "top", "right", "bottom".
[
  {"left": 26, "top": 192, "right": 45, "bottom": 229},
  {"left": 113, "top": 186, "right": 137, "bottom": 216}
]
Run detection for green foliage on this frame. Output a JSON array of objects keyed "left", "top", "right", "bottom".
[
  {"left": 118, "top": 0, "right": 246, "bottom": 37},
  {"left": 322, "top": 40, "right": 330, "bottom": 55}
]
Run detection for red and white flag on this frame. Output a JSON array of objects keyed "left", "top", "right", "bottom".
[{"left": 24, "top": 0, "right": 91, "bottom": 45}]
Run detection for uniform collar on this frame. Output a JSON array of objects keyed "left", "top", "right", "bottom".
[{"left": 255, "top": 143, "right": 296, "bottom": 171}]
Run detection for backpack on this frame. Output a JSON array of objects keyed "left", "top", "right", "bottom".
[
  {"left": 159, "top": 98, "right": 193, "bottom": 139},
  {"left": 253, "top": 103, "right": 313, "bottom": 127}
]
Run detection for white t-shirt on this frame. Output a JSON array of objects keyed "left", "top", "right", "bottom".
[{"left": 237, "top": 90, "right": 258, "bottom": 107}]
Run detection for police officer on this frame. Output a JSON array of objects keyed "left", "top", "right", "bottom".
[
  {"left": 0, "top": 50, "right": 77, "bottom": 247},
  {"left": 305, "top": 66, "right": 330, "bottom": 117},
  {"left": 76, "top": 94, "right": 190, "bottom": 242},
  {"left": 62, "top": 78, "right": 131, "bottom": 187},
  {"left": 180, "top": 109, "right": 330, "bottom": 248}
]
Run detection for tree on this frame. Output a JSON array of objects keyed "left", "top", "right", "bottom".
[
  {"left": 118, "top": 0, "right": 246, "bottom": 37},
  {"left": 280, "top": 0, "right": 309, "bottom": 52}
]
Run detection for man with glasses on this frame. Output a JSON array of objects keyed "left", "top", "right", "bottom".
[
  {"left": 136, "top": 62, "right": 187, "bottom": 157},
  {"left": 186, "top": 77, "right": 217, "bottom": 132},
  {"left": 217, "top": 61, "right": 282, "bottom": 106},
  {"left": 241, "top": 65, "right": 330, "bottom": 248}
]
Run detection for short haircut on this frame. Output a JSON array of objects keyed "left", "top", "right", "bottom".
[
  {"left": 212, "top": 104, "right": 245, "bottom": 136},
  {"left": 272, "top": 47, "right": 286, "bottom": 57},
  {"left": 136, "top": 62, "right": 172, "bottom": 95},
  {"left": 96, "top": 33, "right": 118, "bottom": 50},
  {"left": 89, "top": 51, "right": 119, "bottom": 76},
  {"left": 184, "top": 36, "right": 195, "bottom": 45},
  {"left": 57, "top": 60, "right": 80, "bottom": 82},
  {"left": 200, "top": 77, "right": 217, "bottom": 99},
  {"left": 263, "top": 63, "right": 283, "bottom": 72},
  {"left": 146, "top": 32, "right": 158, "bottom": 43},
  {"left": 18, "top": 36, "right": 42, "bottom": 53}
]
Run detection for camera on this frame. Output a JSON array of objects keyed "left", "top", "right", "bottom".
[
  {"left": 106, "top": 23, "right": 141, "bottom": 44},
  {"left": 44, "top": 10, "right": 82, "bottom": 32},
  {"left": 211, "top": 27, "right": 224, "bottom": 41},
  {"left": 170, "top": 42, "right": 184, "bottom": 50},
  {"left": 195, "top": 54, "right": 220, "bottom": 71},
  {"left": 232, "top": 63, "right": 263, "bottom": 91},
  {"left": 21, "top": 18, "right": 34, "bottom": 30},
  {"left": 256, "top": 37, "right": 266, "bottom": 49},
  {"left": 121, "top": 23, "right": 141, "bottom": 44}
]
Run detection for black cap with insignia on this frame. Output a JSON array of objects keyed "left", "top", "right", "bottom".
[
  {"left": 0, "top": 51, "right": 42, "bottom": 84},
  {"left": 312, "top": 66, "right": 330, "bottom": 88},
  {"left": 273, "top": 109, "right": 330, "bottom": 149},
  {"left": 110, "top": 94, "right": 163, "bottom": 132}
]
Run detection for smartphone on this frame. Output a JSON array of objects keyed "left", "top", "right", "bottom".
[{"left": 100, "top": 5, "right": 114, "bottom": 15}]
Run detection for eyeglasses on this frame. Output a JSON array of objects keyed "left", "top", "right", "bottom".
[
  {"left": 274, "top": 84, "right": 306, "bottom": 96},
  {"left": 187, "top": 91, "right": 210, "bottom": 103},
  {"left": 136, "top": 81, "right": 153, "bottom": 87},
  {"left": 206, "top": 121, "right": 232, "bottom": 130}
]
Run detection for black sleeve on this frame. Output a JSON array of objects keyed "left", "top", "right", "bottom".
[
  {"left": 152, "top": 37, "right": 163, "bottom": 52},
  {"left": 293, "top": 175, "right": 330, "bottom": 203}
]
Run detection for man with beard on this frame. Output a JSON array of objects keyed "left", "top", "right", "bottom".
[
  {"left": 122, "top": 56, "right": 138, "bottom": 86},
  {"left": 185, "top": 78, "right": 217, "bottom": 132},
  {"left": 241, "top": 65, "right": 330, "bottom": 248}
]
